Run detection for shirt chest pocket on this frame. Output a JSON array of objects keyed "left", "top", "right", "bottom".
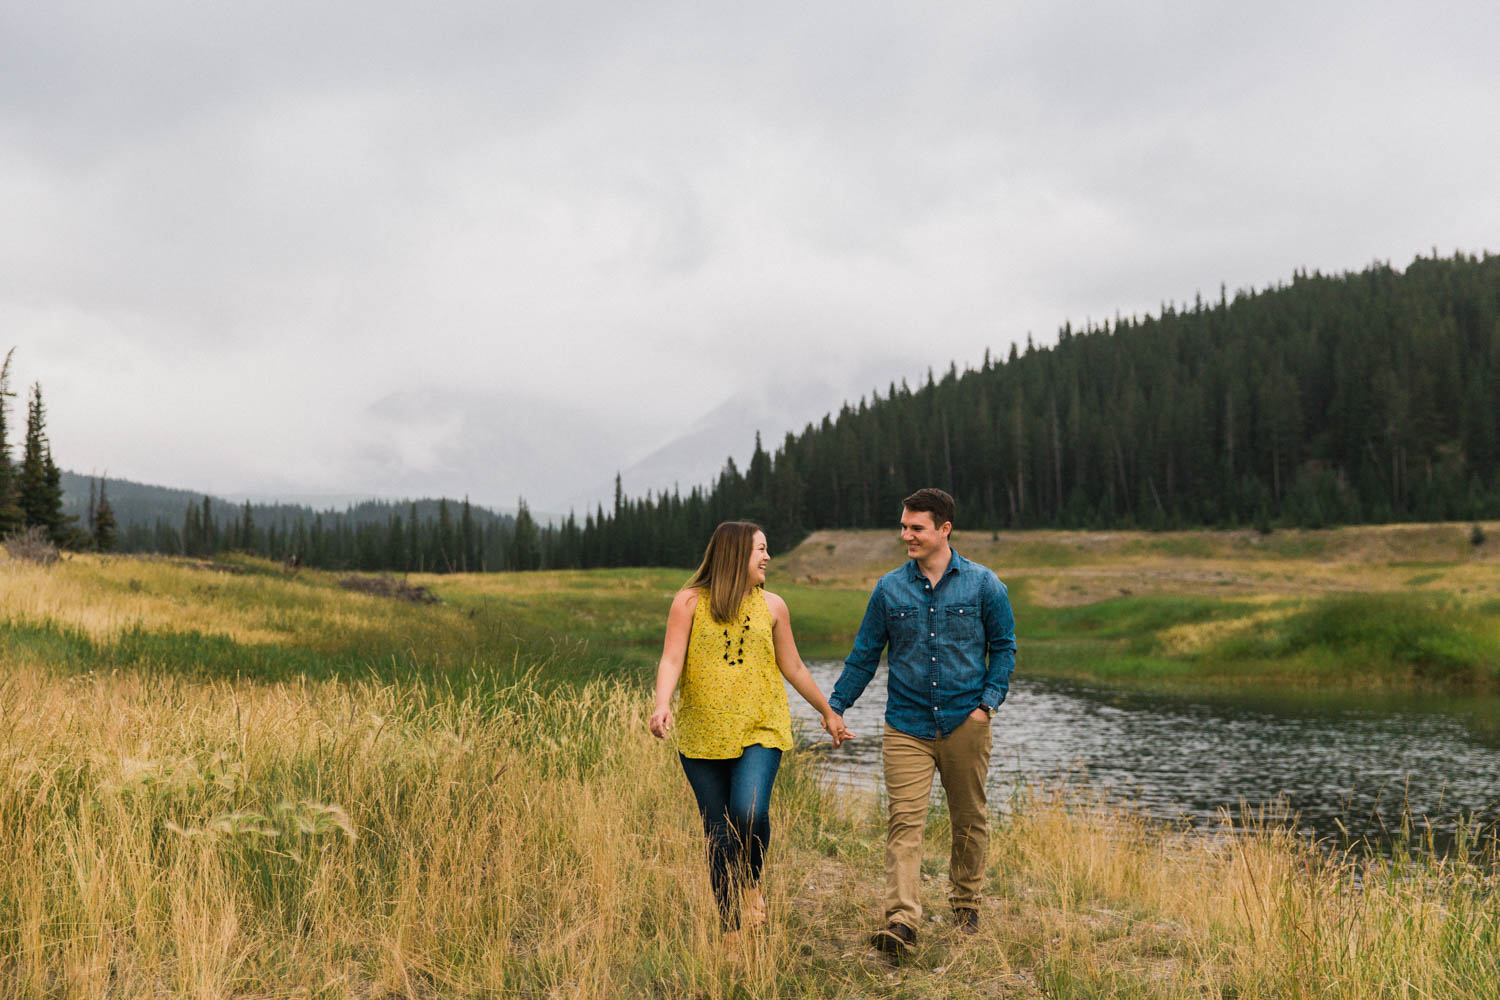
[
  {"left": 886, "top": 605, "right": 920, "bottom": 643},
  {"left": 945, "top": 604, "right": 981, "bottom": 641}
]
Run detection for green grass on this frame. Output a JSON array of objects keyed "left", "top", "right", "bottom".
[
  {"left": 1208, "top": 593, "right": 1500, "bottom": 685},
  {"left": 0, "top": 562, "right": 870, "bottom": 691},
  {"left": 1405, "top": 572, "right": 1445, "bottom": 586},
  {"left": 518, "top": 570, "right": 1500, "bottom": 693},
  {"left": 1255, "top": 533, "right": 1332, "bottom": 559},
  {"left": 1016, "top": 593, "right": 1257, "bottom": 642},
  {"left": 995, "top": 540, "right": 1089, "bottom": 566},
  {"left": 1135, "top": 535, "right": 1218, "bottom": 558},
  {"left": 1012, "top": 592, "right": 1500, "bottom": 690},
  {"left": 422, "top": 568, "right": 870, "bottom": 675},
  {"left": 18, "top": 549, "right": 1498, "bottom": 701},
  {"left": 994, "top": 586, "right": 1500, "bottom": 690},
  {"left": 0, "top": 617, "right": 357, "bottom": 680}
]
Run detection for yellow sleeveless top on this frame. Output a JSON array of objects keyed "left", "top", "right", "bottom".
[{"left": 676, "top": 587, "right": 793, "bottom": 759}]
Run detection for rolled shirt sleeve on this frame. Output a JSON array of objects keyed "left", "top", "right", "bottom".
[{"left": 979, "top": 573, "right": 1016, "bottom": 709}]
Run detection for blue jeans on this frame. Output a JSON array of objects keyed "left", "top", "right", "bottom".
[{"left": 679, "top": 745, "right": 782, "bottom": 930}]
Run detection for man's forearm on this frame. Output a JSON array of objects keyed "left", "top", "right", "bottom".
[
  {"left": 833, "top": 586, "right": 888, "bottom": 714},
  {"left": 828, "top": 659, "right": 876, "bottom": 715}
]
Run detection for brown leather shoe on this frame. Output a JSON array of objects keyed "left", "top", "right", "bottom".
[
  {"left": 870, "top": 922, "right": 916, "bottom": 954},
  {"left": 954, "top": 907, "right": 979, "bottom": 934}
]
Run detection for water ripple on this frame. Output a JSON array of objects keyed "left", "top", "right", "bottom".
[{"left": 791, "top": 661, "right": 1500, "bottom": 848}]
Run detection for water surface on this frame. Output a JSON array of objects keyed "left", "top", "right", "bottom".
[{"left": 791, "top": 660, "right": 1500, "bottom": 849}]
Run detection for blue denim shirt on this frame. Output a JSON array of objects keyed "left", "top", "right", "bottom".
[{"left": 828, "top": 549, "right": 1016, "bottom": 739}]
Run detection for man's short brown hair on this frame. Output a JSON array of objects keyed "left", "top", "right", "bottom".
[{"left": 902, "top": 488, "right": 955, "bottom": 529}]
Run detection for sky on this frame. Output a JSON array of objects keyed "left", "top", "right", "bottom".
[{"left": 4, "top": 0, "right": 1498, "bottom": 513}]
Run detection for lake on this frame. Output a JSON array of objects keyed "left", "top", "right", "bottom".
[{"left": 792, "top": 660, "right": 1500, "bottom": 851}]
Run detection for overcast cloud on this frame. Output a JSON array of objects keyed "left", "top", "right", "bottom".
[{"left": 4, "top": 0, "right": 1498, "bottom": 510}]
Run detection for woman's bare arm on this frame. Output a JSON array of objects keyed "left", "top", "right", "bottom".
[{"left": 649, "top": 589, "right": 698, "bottom": 738}]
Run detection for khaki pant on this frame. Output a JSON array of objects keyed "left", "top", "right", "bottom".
[{"left": 882, "top": 717, "right": 992, "bottom": 930}]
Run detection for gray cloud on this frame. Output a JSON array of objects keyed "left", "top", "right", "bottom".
[{"left": 6, "top": 1, "right": 1498, "bottom": 507}]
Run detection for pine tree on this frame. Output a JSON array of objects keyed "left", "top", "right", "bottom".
[
  {"left": 18, "top": 383, "right": 49, "bottom": 529},
  {"left": 459, "top": 497, "right": 475, "bottom": 572},
  {"left": 408, "top": 501, "right": 420, "bottom": 571},
  {"left": 436, "top": 499, "right": 455, "bottom": 572},
  {"left": 201, "top": 496, "right": 216, "bottom": 554},
  {"left": 93, "top": 478, "right": 118, "bottom": 552},
  {"left": 183, "top": 500, "right": 201, "bottom": 556},
  {"left": 513, "top": 497, "right": 538, "bottom": 571},
  {"left": 18, "top": 383, "right": 73, "bottom": 545},
  {"left": 42, "top": 443, "right": 76, "bottom": 546}
]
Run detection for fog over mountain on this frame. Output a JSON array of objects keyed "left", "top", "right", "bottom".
[{"left": 8, "top": 1, "right": 1499, "bottom": 504}]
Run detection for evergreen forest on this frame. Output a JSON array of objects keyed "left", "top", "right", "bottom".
[
  {"left": 0, "top": 350, "right": 86, "bottom": 549},
  {"left": 50, "top": 251, "right": 1500, "bottom": 572}
]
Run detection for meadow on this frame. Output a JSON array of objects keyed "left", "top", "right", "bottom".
[
  {"left": 2, "top": 529, "right": 1499, "bottom": 997},
  {"left": 779, "top": 522, "right": 1500, "bottom": 692}
]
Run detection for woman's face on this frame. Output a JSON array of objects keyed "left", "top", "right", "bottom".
[{"left": 747, "top": 531, "right": 770, "bottom": 586}]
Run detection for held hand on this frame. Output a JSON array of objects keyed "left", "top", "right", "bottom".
[
  {"left": 648, "top": 705, "right": 674, "bottom": 739},
  {"left": 968, "top": 707, "right": 990, "bottom": 723},
  {"left": 821, "top": 711, "right": 855, "bottom": 748}
]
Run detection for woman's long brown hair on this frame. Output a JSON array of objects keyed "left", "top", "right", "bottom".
[{"left": 685, "top": 521, "right": 762, "bottom": 623}]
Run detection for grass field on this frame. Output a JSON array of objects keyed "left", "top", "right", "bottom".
[
  {"left": 15, "top": 521, "right": 1492, "bottom": 695},
  {"left": 3, "top": 541, "right": 1500, "bottom": 997},
  {"left": 774, "top": 522, "right": 1500, "bottom": 691}
]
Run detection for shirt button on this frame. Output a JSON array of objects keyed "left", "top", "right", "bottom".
[
  {"left": 931, "top": 657, "right": 936, "bottom": 662},
  {"left": 929, "top": 632, "right": 934, "bottom": 637}
]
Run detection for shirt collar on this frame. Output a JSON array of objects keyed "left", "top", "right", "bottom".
[{"left": 906, "top": 548, "right": 966, "bottom": 581}]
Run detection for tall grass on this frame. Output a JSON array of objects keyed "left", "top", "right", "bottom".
[
  {"left": 0, "top": 662, "right": 847, "bottom": 997},
  {"left": 4, "top": 554, "right": 1500, "bottom": 996},
  {"left": 4, "top": 662, "right": 1500, "bottom": 997}
]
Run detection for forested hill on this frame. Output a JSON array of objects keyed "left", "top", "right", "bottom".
[
  {"left": 62, "top": 252, "right": 1500, "bottom": 573},
  {"left": 598, "top": 252, "right": 1500, "bottom": 564},
  {"left": 59, "top": 471, "right": 528, "bottom": 572}
]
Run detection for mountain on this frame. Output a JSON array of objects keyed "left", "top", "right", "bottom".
[
  {"left": 60, "top": 472, "right": 233, "bottom": 531},
  {"left": 58, "top": 471, "right": 519, "bottom": 533},
  {"left": 557, "top": 377, "right": 844, "bottom": 514}
]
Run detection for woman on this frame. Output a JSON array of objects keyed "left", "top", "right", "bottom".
[{"left": 649, "top": 521, "right": 853, "bottom": 943}]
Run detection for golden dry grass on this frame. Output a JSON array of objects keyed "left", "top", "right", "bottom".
[
  {"left": 777, "top": 522, "right": 1500, "bottom": 606},
  {"left": 0, "top": 553, "right": 480, "bottom": 650},
  {"left": 3, "top": 554, "right": 1500, "bottom": 997},
  {"left": 5, "top": 658, "right": 1499, "bottom": 998}
]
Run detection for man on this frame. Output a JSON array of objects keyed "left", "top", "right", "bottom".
[{"left": 823, "top": 488, "right": 1016, "bottom": 954}]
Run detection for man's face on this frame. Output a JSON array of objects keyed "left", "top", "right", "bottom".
[{"left": 900, "top": 508, "right": 950, "bottom": 560}]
